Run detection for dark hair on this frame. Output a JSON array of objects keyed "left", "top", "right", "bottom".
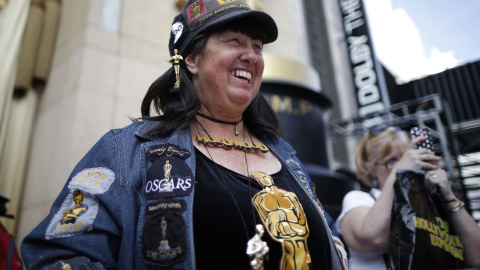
[{"left": 140, "top": 18, "right": 282, "bottom": 140}]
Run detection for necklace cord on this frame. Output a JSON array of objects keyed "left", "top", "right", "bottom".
[
  {"left": 195, "top": 119, "right": 214, "bottom": 141},
  {"left": 196, "top": 112, "right": 243, "bottom": 125},
  {"left": 196, "top": 112, "right": 243, "bottom": 135},
  {"left": 193, "top": 120, "right": 250, "bottom": 240},
  {"left": 244, "top": 129, "right": 258, "bottom": 227}
]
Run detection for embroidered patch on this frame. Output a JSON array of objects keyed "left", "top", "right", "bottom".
[
  {"left": 68, "top": 167, "right": 115, "bottom": 195},
  {"left": 45, "top": 190, "right": 99, "bottom": 240},
  {"left": 142, "top": 212, "right": 186, "bottom": 266},
  {"left": 146, "top": 200, "right": 186, "bottom": 216},
  {"left": 333, "top": 235, "right": 349, "bottom": 269},
  {"left": 217, "top": 0, "right": 239, "bottom": 4},
  {"left": 145, "top": 145, "right": 193, "bottom": 200},
  {"left": 146, "top": 144, "right": 191, "bottom": 161},
  {"left": 285, "top": 158, "right": 308, "bottom": 187},
  {"left": 41, "top": 257, "right": 106, "bottom": 270},
  {"left": 187, "top": 0, "right": 207, "bottom": 21}
]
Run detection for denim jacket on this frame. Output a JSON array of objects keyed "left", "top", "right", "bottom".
[{"left": 21, "top": 120, "right": 346, "bottom": 270}]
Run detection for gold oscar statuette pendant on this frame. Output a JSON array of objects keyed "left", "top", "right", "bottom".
[{"left": 250, "top": 171, "right": 312, "bottom": 270}]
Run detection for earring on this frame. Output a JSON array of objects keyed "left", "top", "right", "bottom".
[
  {"left": 170, "top": 49, "right": 183, "bottom": 89},
  {"left": 372, "top": 178, "right": 379, "bottom": 187}
]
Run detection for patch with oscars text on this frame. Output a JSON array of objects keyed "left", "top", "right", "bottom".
[
  {"left": 45, "top": 189, "right": 99, "bottom": 240},
  {"left": 141, "top": 209, "right": 186, "bottom": 266},
  {"left": 144, "top": 144, "right": 193, "bottom": 200}
]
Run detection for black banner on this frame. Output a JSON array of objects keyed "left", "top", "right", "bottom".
[{"left": 339, "top": 0, "right": 390, "bottom": 121}]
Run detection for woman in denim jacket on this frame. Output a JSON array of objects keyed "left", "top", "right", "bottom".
[{"left": 21, "top": 0, "right": 347, "bottom": 269}]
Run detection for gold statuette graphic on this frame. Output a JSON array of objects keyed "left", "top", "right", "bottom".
[
  {"left": 250, "top": 171, "right": 312, "bottom": 270},
  {"left": 60, "top": 190, "right": 88, "bottom": 224},
  {"left": 158, "top": 216, "right": 171, "bottom": 250}
]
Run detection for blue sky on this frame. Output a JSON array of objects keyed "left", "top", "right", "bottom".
[{"left": 363, "top": 0, "right": 480, "bottom": 82}]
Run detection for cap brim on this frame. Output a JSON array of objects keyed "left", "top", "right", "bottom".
[
  {"left": 180, "top": 9, "right": 277, "bottom": 54},
  {"left": 203, "top": 9, "right": 278, "bottom": 43}
]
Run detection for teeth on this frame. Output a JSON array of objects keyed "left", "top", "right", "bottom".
[{"left": 232, "top": 70, "right": 252, "bottom": 81}]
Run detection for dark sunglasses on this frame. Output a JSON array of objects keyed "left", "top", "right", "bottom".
[{"left": 369, "top": 126, "right": 401, "bottom": 136}]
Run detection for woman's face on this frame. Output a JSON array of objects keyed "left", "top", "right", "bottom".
[
  {"left": 186, "top": 29, "right": 264, "bottom": 116},
  {"left": 371, "top": 143, "right": 405, "bottom": 189}
]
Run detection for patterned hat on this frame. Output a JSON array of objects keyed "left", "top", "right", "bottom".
[{"left": 169, "top": 0, "right": 278, "bottom": 56}]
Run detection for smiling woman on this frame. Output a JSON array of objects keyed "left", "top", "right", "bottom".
[
  {"left": 20, "top": 0, "right": 348, "bottom": 269},
  {"left": 184, "top": 26, "right": 265, "bottom": 115}
]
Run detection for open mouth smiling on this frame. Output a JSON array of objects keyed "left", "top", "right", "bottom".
[{"left": 231, "top": 70, "right": 252, "bottom": 84}]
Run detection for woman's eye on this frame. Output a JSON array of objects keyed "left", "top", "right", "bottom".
[
  {"left": 253, "top": 44, "right": 263, "bottom": 51},
  {"left": 386, "top": 159, "right": 398, "bottom": 165}
]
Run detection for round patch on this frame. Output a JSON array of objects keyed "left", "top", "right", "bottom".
[{"left": 141, "top": 212, "right": 186, "bottom": 266}]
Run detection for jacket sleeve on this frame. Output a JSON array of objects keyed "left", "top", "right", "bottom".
[{"left": 21, "top": 130, "right": 125, "bottom": 269}]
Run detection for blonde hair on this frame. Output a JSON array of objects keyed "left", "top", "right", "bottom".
[{"left": 355, "top": 127, "right": 410, "bottom": 186}]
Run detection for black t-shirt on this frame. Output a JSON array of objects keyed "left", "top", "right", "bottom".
[{"left": 193, "top": 148, "right": 332, "bottom": 269}]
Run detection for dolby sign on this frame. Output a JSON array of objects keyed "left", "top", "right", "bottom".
[{"left": 340, "top": 0, "right": 390, "bottom": 124}]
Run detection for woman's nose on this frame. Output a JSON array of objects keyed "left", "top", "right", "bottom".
[{"left": 240, "top": 45, "right": 258, "bottom": 64}]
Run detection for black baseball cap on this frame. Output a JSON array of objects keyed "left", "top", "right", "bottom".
[{"left": 169, "top": 0, "right": 278, "bottom": 56}]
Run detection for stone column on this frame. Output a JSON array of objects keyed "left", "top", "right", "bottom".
[
  {"left": 0, "top": 0, "right": 30, "bottom": 163},
  {"left": 1, "top": 0, "right": 46, "bottom": 236},
  {"left": 0, "top": 0, "right": 61, "bottom": 237}
]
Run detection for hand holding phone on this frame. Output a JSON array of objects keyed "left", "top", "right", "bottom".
[{"left": 410, "top": 126, "right": 443, "bottom": 156}]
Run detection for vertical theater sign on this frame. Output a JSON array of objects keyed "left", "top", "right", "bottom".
[{"left": 340, "top": 0, "right": 390, "bottom": 126}]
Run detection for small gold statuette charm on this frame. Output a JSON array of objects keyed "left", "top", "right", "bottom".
[
  {"left": 170, "top": 49, "right": 183, "bottom": 89},
  {"left": 250, "top": 171, "right": 312, "bottom": 270},
  {"left": 247, "top": 224, "right": 269, "bottom": 270}
]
